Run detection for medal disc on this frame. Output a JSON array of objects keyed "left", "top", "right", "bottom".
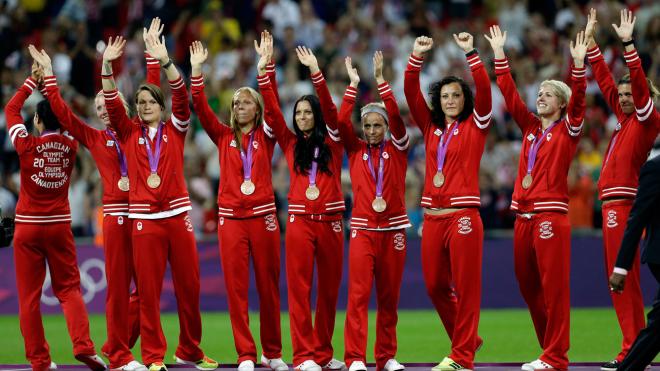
[
  {"left": 118, "top": 176, "right": 130, "bottom": 192},
  {"left": 433, "top": 171, "right": 445, "bottom": 188},
  {"left": 240, "top": 180, "right": 255, "bottom": 195},
  {"left": 305, "top": 185, "right": 320, "bottom": 200},
  {"left": 147, "top": 173, "right": 161, "bottom": 189},
  {"left": 372, "top": 197, "right": 387, "bottom": 213},
  {"left": 522, "top": 174, "right": 533, "bottom": 189}
]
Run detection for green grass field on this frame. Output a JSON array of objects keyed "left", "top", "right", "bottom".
[{"left": 0, "top": 308, "right": 657, "bottom": 364}]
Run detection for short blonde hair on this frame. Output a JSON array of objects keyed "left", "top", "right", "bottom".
[
  {"left": 540, "top": 79, "right": 571, "bottom": 116},
  {"left": 96, "top": 90, "right": 130, "bottom": 115}
]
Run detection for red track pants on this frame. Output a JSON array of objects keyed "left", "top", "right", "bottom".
[
  {"left": 421, "top": 209, "right": 483, "bottom": 369},
  {"left": 132, "top": 213, "right": 204, "bottom": 365},
  {"left": 514, "top": 212, "right": 570, "bottom": 370},
  {"left": 344, "top": 228, "right": 406, "bottom": 371},
  {"left": 218, "top": 214, "right": 282, "bottom": 363},
  {"left": 602, "top": 200, "right": 646, "bottom": 362},
  {"left": 285, "top": 215, "right": 343, "bottom": 366},
  {"left": 13, "top": 223, "right": 96, "bottom": 371},
  {"left": 100, "top": 215, "right": 141, "bottom": 368}
]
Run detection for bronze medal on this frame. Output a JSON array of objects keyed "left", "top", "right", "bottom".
[
  {"left": 372, "top": 197, "right": 387, "bottom": 213},
  {"left": 522, "top": 174, "right": 533, "bottom": 189},
  {"left": 118, "top": 176, "right": 130, "bottom": 192},
  {"left": 147, "top": 173, "right": 161, "bottom": 189},
  {"left": 240, "top": 180, "right": 255, "bottom": 195},
  {"left": 433, "top": 171, "right": 445, "bottom": 188},
  {"left": 305, "top": 185, "right": 320, "bottom": 200}
]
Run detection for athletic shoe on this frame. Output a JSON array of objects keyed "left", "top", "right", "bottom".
[
  {"left": 49, "top": 361, "right": 57, "bottom": 370},
  {"left": 112, "top": 361, "right": 148, "bottom": 371},
  {"left": 322, "top": 359, "right": 346, "bottom": 371},
  {"left": 294, "top": 360, "right": 321, "bottom": 371},
  {"left": 148, "top": 362, "right": 167, "bottom": 371},
  {"left": 383, "top": 359, "right": 404, "bottom": 371},
  {"left": 432, "top": 357, "right": 469, "bottom": 371},
  {"left": 75, "top": 354, "right": 107, "bottom": 371},
  {"left": 174, "top": 355, "right": 219, "bottom": 370},
  {"left": 521, "top": 359, "right": 555, "bottom": 371},
  {"left": 238, "top": 360, "right": 255, "bottom": 371},
  {"left": 261, "top": 356, "right": 289, "bottom": 371},
  {"left": 348, "top": 361, "right": 366, "bottom": 371},
  {"left": 600, "top": 360, "right": 619, "bottom": 371}
]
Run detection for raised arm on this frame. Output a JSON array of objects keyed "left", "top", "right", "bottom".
[
  {"left": 403, "top": 36, "right": 434, "bottom": 132},
  {"left": 100, "top": 36, "right": 134, "bottom": 141},
  {"left": 486, "top": 25, "right": 536, "bottom": 132},
  {"left": 256, "top": 32, "right": 295, "bottom": 148},
  {"left": 614, "top": 9, "right": 659, "bottom": 123},
  {"left": 29, "top": 47, "right": 99, "bottom": 147},
  {"left": 337, "top": 57, "right": 362, "bottom": 153},
  {"left": 585, "top": 8, "right": 624, "bottom": 120},
  {"left": 297, "top": 45, "right": 339, "bottom": 141},
  {"left": 454, "top": 32, "right": 492, "bottom": 129},
  {"left": 566, "top": 31, "right": 588, "bottom": 135},
  {"left": 144, "top": 17, "right": 165, "bottom": 86},
  {"left": 5, "top": 66, "right": 39, "bottom": 154},
  {"left": 189, "top": 40, "right": 230, "bottom": 144},
  {"left": 374, "top": 51, "right": 408, "bottom": 152}
]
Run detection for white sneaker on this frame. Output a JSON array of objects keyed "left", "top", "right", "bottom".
[
  {"left": 112, "top": 361, "right": 148, "bottom": 371},
  {"left": 383, "top": 359, "right": 404, "bottom": 371},
  {"left": 75, "top": 354, "right": 108, "bottom": 371},
  {"left": 261, "top": 356, "right": 289, "bottom": 371},
  {"left": 50, "top": 362, "right": 57, "bottom": 370},
  {"left": 238, "top": 360, "right": 255, "bottom": 371},
  {"left": 323, "top": 359, "right": 346, "bottom": 371},
  {"left": 295, "top": 360, "right": 321, "bottom": 371},
  {"left": 348, "top": 362, "right": 367, "bottom": 371},
  {"left": 521, "top": 359, "right": 554, "bottom": 371}
]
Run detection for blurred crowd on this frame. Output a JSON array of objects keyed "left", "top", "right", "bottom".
[{"left": 1, "top": 0, "right": 659, "bottom": 241}]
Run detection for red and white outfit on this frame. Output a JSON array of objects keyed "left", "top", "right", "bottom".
[
  {"left": 337, "top": 83, "right": 410, "bottom": 371},
  {"left": 495, "top": 58, "right": 587, "bottom": 370},
  {"left": 44, "top": 53, "right": 160, "bottom": 368},
  {"left": 6, "top": 77, "right": 97, "bottom": 371},
  {"left": 104, "top": 75, "right": 205, "bottom": 365},
  {"left": 589, "top": 45, "right": 660, "bottom": 362},
  {"left": 403, "top": 50, "right": 491, "bottom": 368},
  {"left": 257, "top": 71, "right": 345, "bottom": 367},
  {"left": 191, "top": 67, "right": 283, "bottom": 364}
]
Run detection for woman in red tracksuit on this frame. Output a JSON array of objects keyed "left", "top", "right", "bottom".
[
  {"left": 101, "top": 35, "right": 217, "bottom": 371},
  {"left": 189, "top": 35, "right": 287, "bottom": 371},
  {"left": 485, "top": 26, "right": 588, "bottom": 371},
  {"left": 584, "top": 9, "right": 660, "bottom": 369},
  {"left": 403, "top": 32, "right": 490, "bottom": 371},
  {"left": 30, "top": 20, "right": 165, "bottom": 368},
  {"left": 256, "top": 40, "right": 346, "bottom": 371},
  {"left": 339, "top": 52, "right": 409, "bottom": 371}
]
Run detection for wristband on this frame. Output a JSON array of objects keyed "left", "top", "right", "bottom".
[
  {"left": 622, "top": 39, "right": 635, "bottom": 47},
  {"left": 162, "top": 59, "right": 173, "bottom": 69},
  {"left": 465, "top": 49, "right": 478, "bottom": 57}
]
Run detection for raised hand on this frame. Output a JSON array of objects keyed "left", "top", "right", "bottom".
[
  {"left": 190, "top": 41, "right": 208, "bottom": 77},
  {"left": 103, "top": 36, "right": 127, "bottom": 63},
  {"left": 373, "top": 50, "right": 384, "bottom": 83},
  {"left": 570, "top": 31, "right": 589, "bottom": 68},
  {"left": 584, "top": 8, "right": 598, "bottom": 43},
  {"left": 144, "top": 17, "right": 165, "bottom": 45},
  {"left": 484, "top": 25, "right": 507, "bottom": 59},
  {"left": 30, "top": 61, "right": 44, "bottom": 85},
  {"left": 28, "top": 45, "right": 53, "bottom": 75},
  {"left": 144, "top": 34, "right": 169, "bottom": 64},
  {"left": 254, "top": 30, "right": 273, "bottom": 75},
  {"left": 296, "top": 45, "right": 320, "bottom": 74},
  {"left": 612, "top": 8, "right": 635, "bottom": 42},
  {"left": 345, "top": 56, "right": 360, "bottom": 87},
  {"left": 412, "top": 36, "right": 433, "bottom": 57},
  {"left": 453, "top": 32, "right": 474, "bottom": 53}
]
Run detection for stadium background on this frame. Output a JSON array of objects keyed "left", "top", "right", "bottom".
[{"left": 0, "top": 0, "right": 660, "bottom": 364}]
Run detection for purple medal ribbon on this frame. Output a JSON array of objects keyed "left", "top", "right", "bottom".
[
  {"left": 239, "top": 131, "right": 255, "bottom": 181},
  {"left": 526, "top": 119, "right": 560, "bottom": 175},
  {"left": 309, "top": 146, "right": 319, "bottom": 186},
  {"left": 106, "top": 129, "right": 128, "bottom": 177},
  {"left": 436, "top": 120, "right": 459, "bottom": 173},
  {"left": 367, "top": 141, "right": 386, "bottom": 197},
  {"left": 141, "top": 122, "right": 163, "bottom": 174}
]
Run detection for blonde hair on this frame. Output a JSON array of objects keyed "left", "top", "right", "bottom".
[
  {"left": 360, "top": 102, "right": 388, "bottom": 124},
  {"left": 230, "top": 87, "right": 264, "bottom": 151},
  {"left": 96, "top": 90, "right": 130, "bottom": 115},
  {"left": 540, "top": 80, "right": 571, "bottom": 116}
]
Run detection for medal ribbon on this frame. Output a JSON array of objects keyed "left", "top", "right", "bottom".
[
  {"left": 240, "top": 131, "right": 255, "bottom": 181},
  {"left": 367, "top": 141, "right": 385, "bottom": 197},
  {"left": 526, "top": 119, "right": 560, "bottom": 176},
  {"left": 141, "top": 122, "right": 163, "bottom": 175},
  {"left": 106, "top": 129, "right": 128, "bottom": 177},
  {"left": 309, "top": 147, "right": 319, "bottom": 186},
  {"left": 436, "top": 120, "right": 459, "bottom": 173}
]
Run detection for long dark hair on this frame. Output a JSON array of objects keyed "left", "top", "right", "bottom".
[
  {"left": 292, "top": 95, "right": 332, "bottom": 175},
  {"left": 428, "top": 76, "right": 474, "bottom": 128}
]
